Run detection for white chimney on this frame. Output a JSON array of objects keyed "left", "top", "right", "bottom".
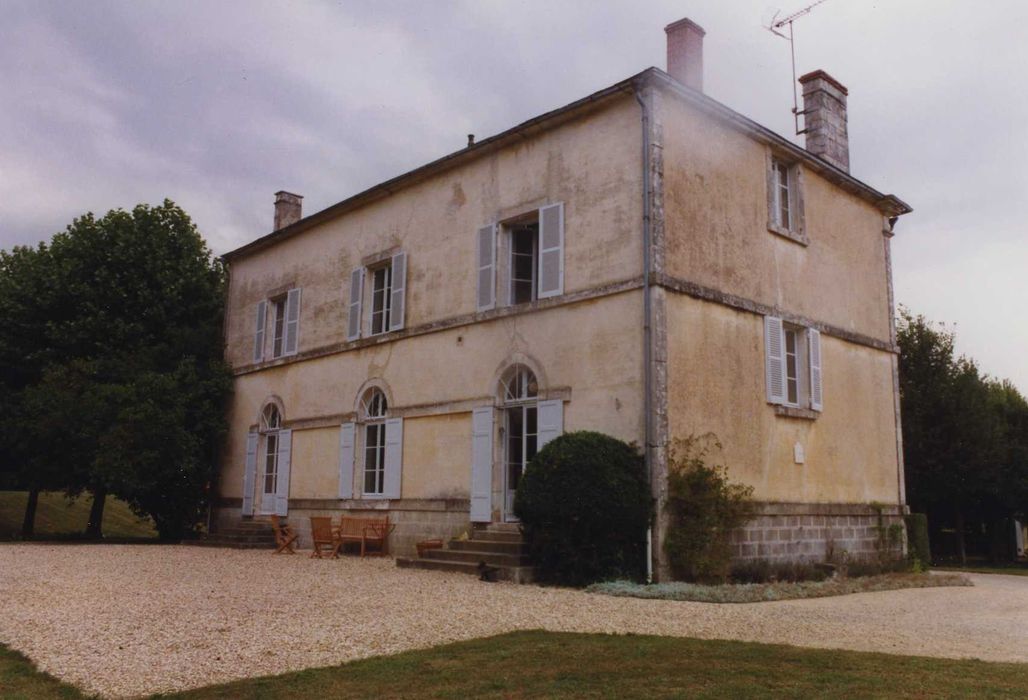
[{"left": 665, "top": 18, "right": 705, "bottom": 92}]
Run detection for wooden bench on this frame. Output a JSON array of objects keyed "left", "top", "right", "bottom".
[{"left": 336, "top": 515, "right": 395, "bottom": 557}]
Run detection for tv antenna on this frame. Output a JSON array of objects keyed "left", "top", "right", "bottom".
[{"left": 766, "top": 0, "right": 833, "bottom": 135}]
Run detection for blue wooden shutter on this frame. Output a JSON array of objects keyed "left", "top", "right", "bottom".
[
  {"left": 382, "top": 417, "right": 403, "bottom": 499},
  {"left": 470, "top": 407, "right": 494, "bottom": 522},
  {"left": 764, "top": 316, "right": 787, "bottom": 405},
  {"left": 477, "top": 225, "right": 496, "bottom": 311},
  {"left": 242, "top": 430, "right": 258, "bottom": 516},
  {"left": 275, "top": 429, "right": 292, "bottom": 516},
  {"left": 389, "top": 251, "right": 407, "bottom": 332},
  {"left": 347, "top": 268, "right": 364, "bottom": 341},
  {"left": 253, "top": 301, "right": 267, "bottom": 363},
  {"left": 808, "top": 328, "right": 823, "bottom": 411},
  {"left": 538, "top": 203, "right": 564, "bottom": 299},
  {"left": 338, "top": 422, "right": 356, "bottom": 499},
  {"left": 284, "top": 288, "right": 301, "bottom": 356},
  {"left": 537, "top": 399, "right": 564, "bottom": 450}
]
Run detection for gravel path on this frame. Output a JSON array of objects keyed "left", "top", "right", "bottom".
[{"left": 1, "top": 545, "right": 1025, "bottom": 698}]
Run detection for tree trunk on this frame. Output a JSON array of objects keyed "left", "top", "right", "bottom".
[
  {"left": 954, "top": 507, "right": 967, "bottom": 567},
  {"left": 85, "top": 488, "right": 107, "bottom": 539},
  {"left": 21, "top": 489, "right": 40, "bottom": 540}
]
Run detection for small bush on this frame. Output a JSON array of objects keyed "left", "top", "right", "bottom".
[
  {"left": 904, "top": 513, "right": 931, "bottom": 569},
  {"left": 664, "top": 435, "right": 754, "bottom": 583},
  {"left": 514, "top": 431, "right": 652, "bottom": 587}
]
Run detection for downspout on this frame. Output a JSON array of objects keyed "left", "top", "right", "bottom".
[{"left": 634, "top": 84, "right": 654, "bottom": 584}]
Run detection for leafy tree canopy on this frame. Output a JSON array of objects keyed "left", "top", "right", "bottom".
[{"left": 0, "top": 201, "right": 231, "bottom": 539}]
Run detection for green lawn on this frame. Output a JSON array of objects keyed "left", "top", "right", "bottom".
[
  {"left": 935, "top": 565, "right": 1028, "bottom": 577},
  {"left": 4, "top": 632, "right": 1028, "bottom": 699},
  {"left": 0, "top": 491, "right": 156, "bottom": 540}
]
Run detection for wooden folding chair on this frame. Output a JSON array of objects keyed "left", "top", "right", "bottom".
[
  {"left": 270, "top": 514, "right": 299, "bottom": 555},
  {"left": 310, "top": 516, "right": 342, "bottom": 559}
]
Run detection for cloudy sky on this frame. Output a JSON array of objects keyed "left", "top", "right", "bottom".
[{"left": 2, "top": 0, "right": 1026, "bottom": 390}]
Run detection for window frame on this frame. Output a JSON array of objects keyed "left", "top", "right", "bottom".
[
  {"left": 509, "top": 222, "right": 539, "bottom": 305},
  {"left": 270, "top": 296, "right": 287, "bottom": 359},
  {"left": 766, "top": 153, "right": 808, "bottom": 246},
  {"left": 781, "top": 324, "right": 809, "bottom": 409},
  {"left": 359, "top": 388, "right": 389, "bottom": 497},
  {"left": 369, "top": 262, "right": 393, "bottom": 336}
]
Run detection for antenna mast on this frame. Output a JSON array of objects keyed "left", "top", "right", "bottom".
[{"left": 767, "top": 0, "right": 832, "bottom": 135}]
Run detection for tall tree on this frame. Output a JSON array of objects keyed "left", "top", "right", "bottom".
[{"left": 1, "top": 201, "right": 231, "bottom": 539}]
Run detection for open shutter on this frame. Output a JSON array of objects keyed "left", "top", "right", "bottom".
[
  {"left": 477, "top": 224, "right": 496, "bottom": 311},
  {"left": 538, "top": 202, "right": 564, "bottom": 299},
  {"left": 242, "top": 431, "right": 258, "bottom": 516},
  {"left": 275, "top": 429, "right": 292, "bottom": 516},
  {"left": 808, "top": 328, "right": 823, "bottom": 411},
  {"left": 389, "top": 251, "right": 406, "bottom": 332},
  {"left": 338, "top": 422, "right": 356, "bottom": 499},
  {"left": 382, "top": 417, "right": 403, "bottom": 499},
  {"left": 537, "top": 399, "right": 564, "bottom": 450},
  {"left": 253, "top": 301, "right": 267, "bottom": 363},
  {"left": 764, "top": 316, "right": 787, "bottom": 405},
  {"left": 284, "top": 288, "right": 301, "bottom": 356},
  {"left": 347, "top": 268, "right": 364, "bottom": 341},
  {"left": 470, "top": 407, "right": 494, "bottom": 522}
]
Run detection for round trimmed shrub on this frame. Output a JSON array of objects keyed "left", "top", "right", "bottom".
[{"left": 513, "top": 431, "right": 652, "bottom": 587}]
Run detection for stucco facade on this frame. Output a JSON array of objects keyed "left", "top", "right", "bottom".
[{"left": 215, "top": 30, "right": 911, "bottom": 577}]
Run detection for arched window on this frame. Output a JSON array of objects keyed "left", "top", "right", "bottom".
[
  {"left": 359, "top": 388, "right": 388, "bottom": 495},
  {"left": 499, "top": 363, "right": 538, "bottom": 404},
  {"left": 258, "top": 402, "right": 283, "bottom": 513},
  {"left": 498, "top": 364, "right": 539, "bottom": 520}
]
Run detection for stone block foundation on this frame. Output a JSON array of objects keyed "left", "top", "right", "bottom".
[{"left": 730, "top": 502, "right": 908, "bottom": 564}]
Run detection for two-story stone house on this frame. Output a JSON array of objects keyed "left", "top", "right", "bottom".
[{"left": 215, "top": 18, "right": 911, "bottom": 578}]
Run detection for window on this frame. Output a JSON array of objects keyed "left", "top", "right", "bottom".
[
  {"left": 370, "top": 264, "right": 392, "bottom": 335},
  {"left": 499, "top": 364, "right": 539, "bottom": 520},
  {"left": 767, "top": 156, "right": 806, "bottom": 245},
  {"left": 510, "top": 223, "right": 538, "bottom": 304},
  {"left": 476, "top": 202, "right": 564, "bottom": 312},
  {"left": 360, "top": 388, "right": 388, "bottom": 495},
  {"left": 259, "top": 403, "right": 284, "bottom": 514},
  {"left": 765, "top": 316, "right": 823, "bottom": 412},
  {"left": 253, "top": 288, "right": 301, "bottom": 361},
  {"left": 347, "top": 252, "right": 406, "bottom": 341},
  {"left": 271, "top": 297, "right": 287, "bottom": 358},
  {"left": 773, "top": 159, "right": 791, "bottom": 230}
]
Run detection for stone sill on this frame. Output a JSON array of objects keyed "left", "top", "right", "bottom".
[
  {"left": 767, "top": 222, "right": 810, "bottom": 247},
  {"left": 774, "top": 405, "right": 819, "bottom": 420}
]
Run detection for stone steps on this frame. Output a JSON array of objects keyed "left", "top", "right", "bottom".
[
  {"left": 395, "top": 524, "right": 535, "bottom": 583},
  {"left": 185, "top": 519, "right": 277, "bottom": 550}
]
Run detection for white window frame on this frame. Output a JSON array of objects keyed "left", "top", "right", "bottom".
[
  {"left": 271, "top": 296, "right": 287, "bottom": 359},
  {"left": 360, "top": 388, "right": 388, "bottom": 497},
  {"left": 369, "top": 262, "right": 393, "bottom": 336},
  {"left": 782, "top": 324, "right": 809, "bottom": 409},
  {"left": 767, "top": 154, "right": 807, "bottom": 245},
  {"left": 508, "top": 222, "right": 539, "bottom": 305}
]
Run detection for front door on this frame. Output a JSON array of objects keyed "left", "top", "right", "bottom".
[
  {"left": 504, "top": 404, "right": 537, "bottom": 521},
  {"left": 259, "top": 431, "right": 279, "bottom": 515}
]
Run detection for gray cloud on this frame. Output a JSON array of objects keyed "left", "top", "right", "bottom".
[{"left": 1, "top": 0, "right": 1025, "bottom": 390}]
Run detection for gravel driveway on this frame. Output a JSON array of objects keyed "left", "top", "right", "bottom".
[{"left": 1, "top": 544, "right": 1025, "bottom": 698}]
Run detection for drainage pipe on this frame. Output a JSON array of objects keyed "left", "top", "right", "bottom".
[{"left": 634, "top": 84, "right": 654, "bottom": 585}]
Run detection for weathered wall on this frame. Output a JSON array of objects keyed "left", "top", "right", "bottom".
[
  {"left": 660, "top": 95, "right": 891, "bottom": 343},
  {"left": 223, "top": 95, "right": 643, "bottom": 369},
  {"left": 220, "top": 290, "right": 645, "bottom": 507},
  {"left": 666, "top": 294, "right": 901, "bottom": 505}
]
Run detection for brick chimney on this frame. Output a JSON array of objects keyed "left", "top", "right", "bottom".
[
  {"left": 274, "top": 191, "right": 303, "bottom": 230},
  {"left": 665, "top": 18, "right": 705, "bottom": 92},
  {"left": 799, "top": 70, "right": 849, "bottom": 172}
]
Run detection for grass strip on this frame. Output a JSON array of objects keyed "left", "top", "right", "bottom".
[
  {"left": 586, "top": 572, "right": 972, "bottom": 603},
  {"left": 4, "top": 630, "right": 1027, "bottom": 699}
]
